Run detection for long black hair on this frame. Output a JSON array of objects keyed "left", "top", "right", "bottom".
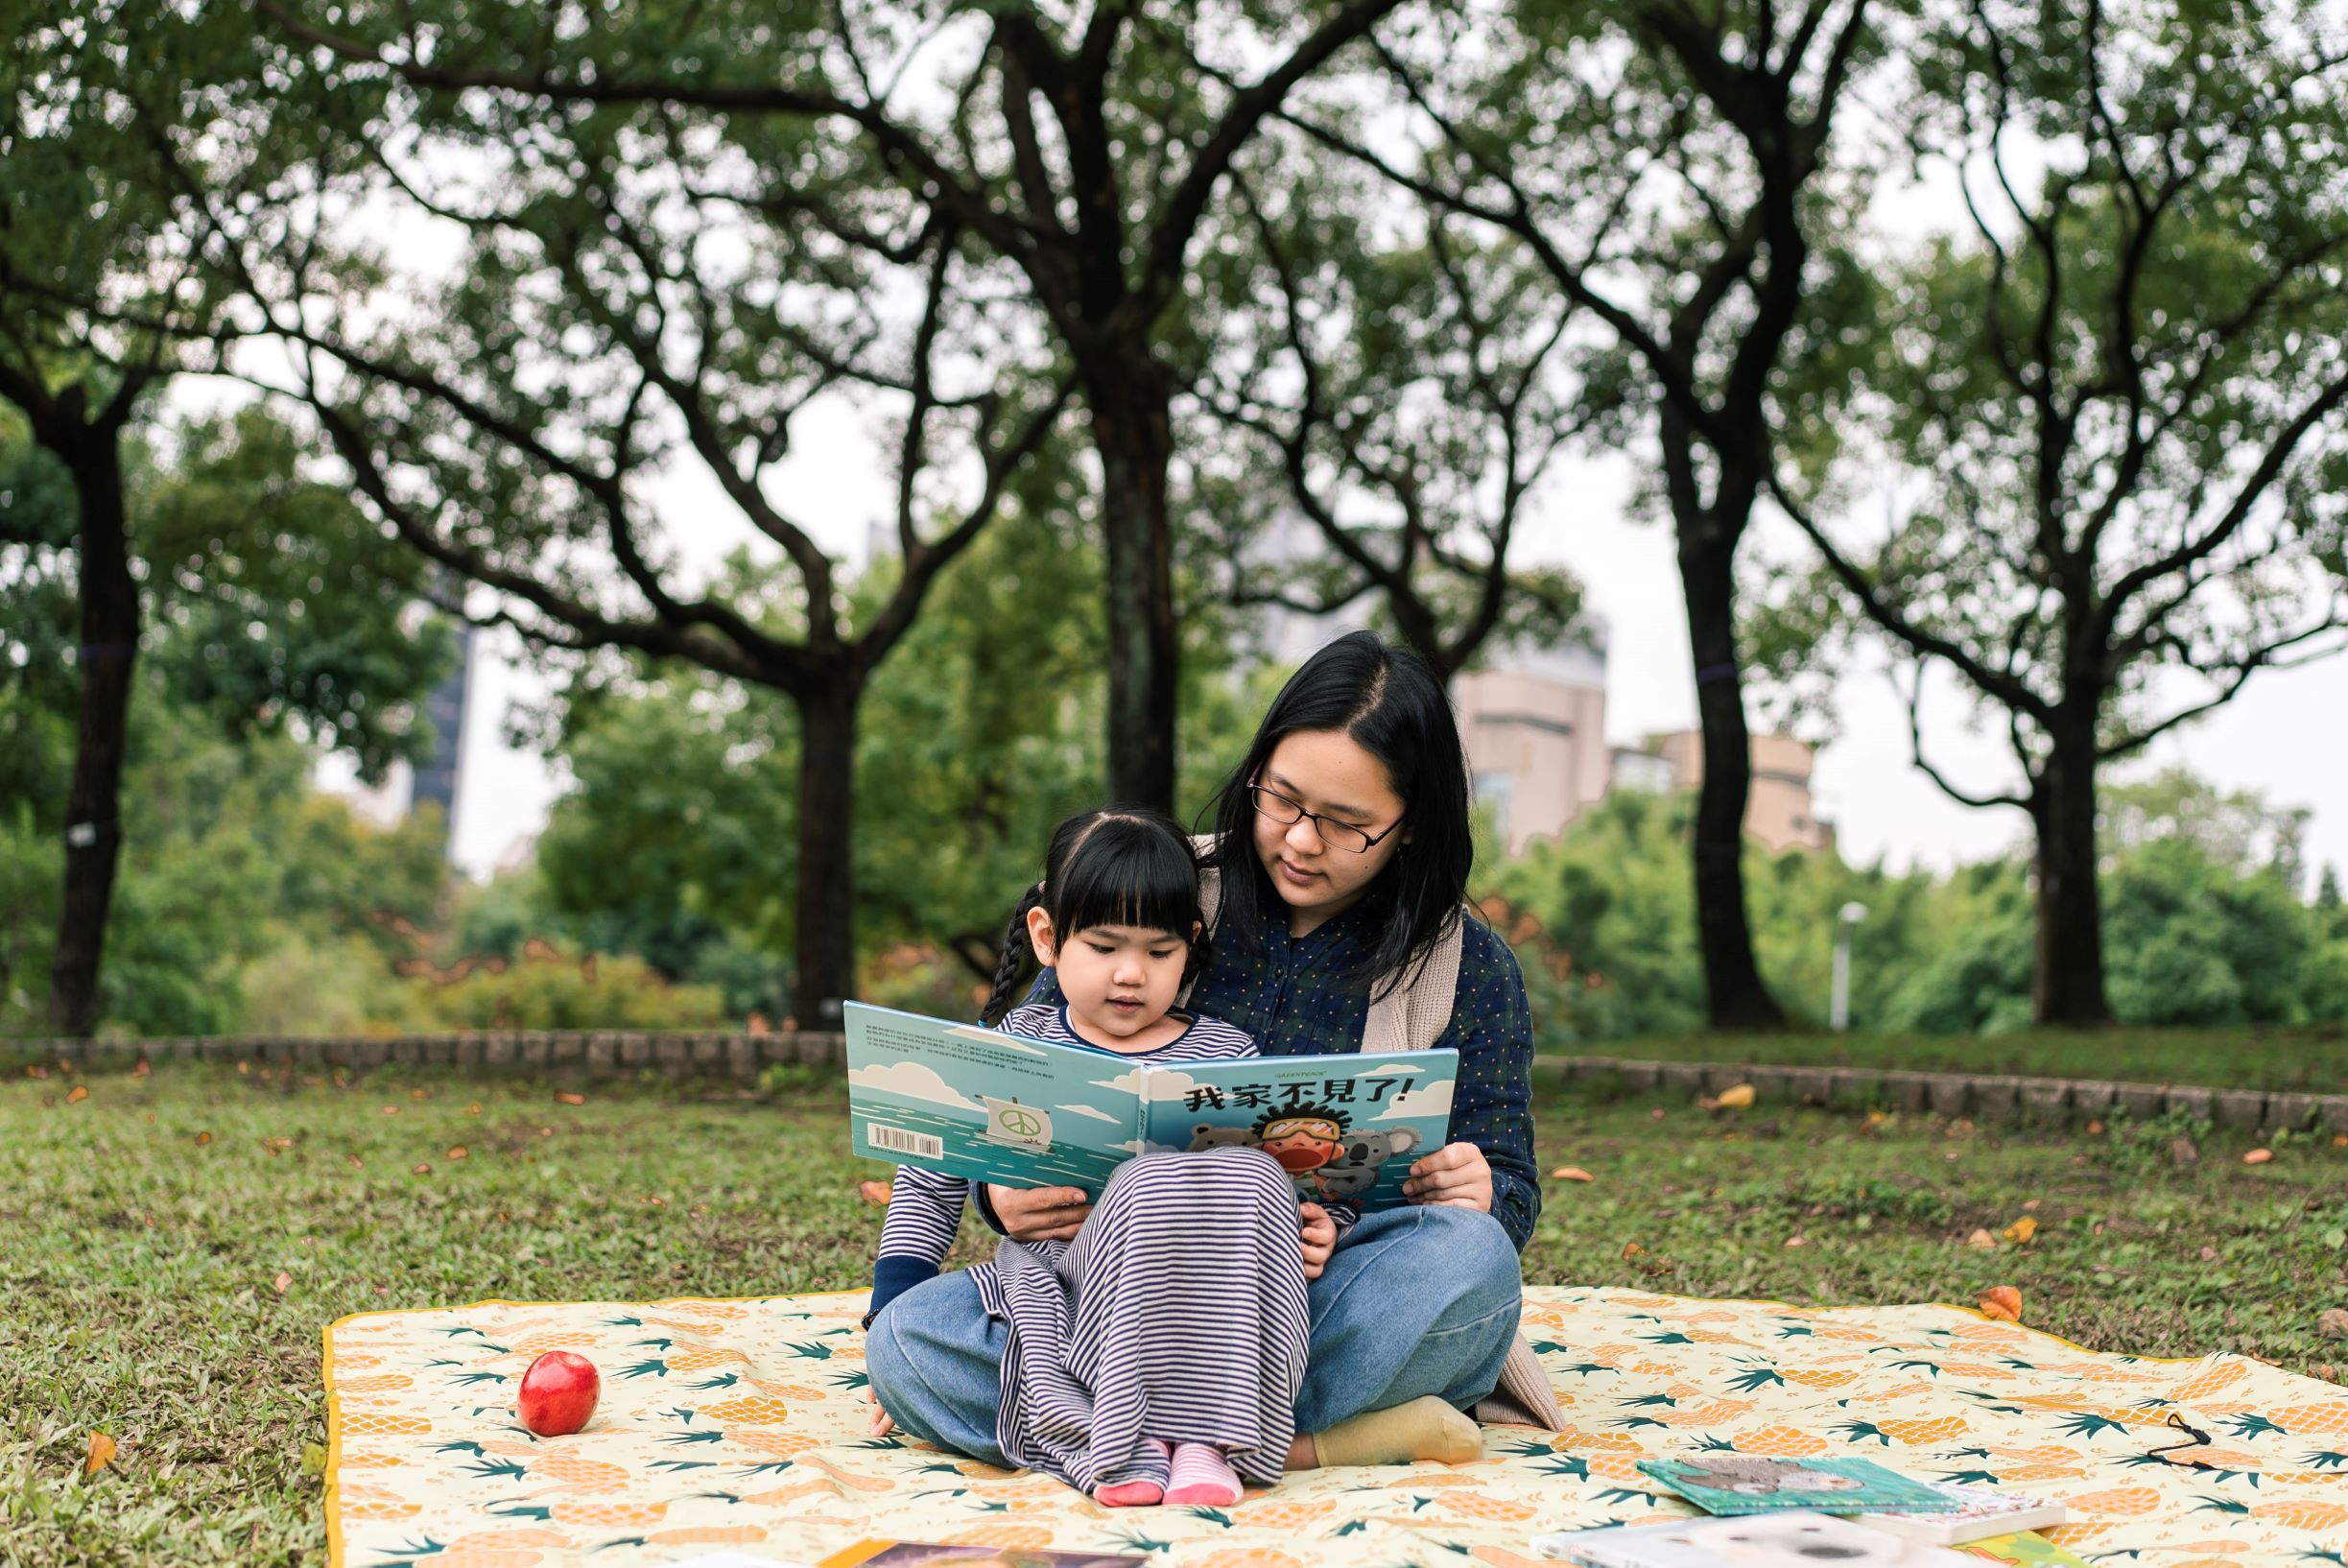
[
  {"left": 980, "top": 807, "right": 1210, "bottom": 1026},
  {"left": 1206, "top": 630, "right": 1472, "bottom": 998}
]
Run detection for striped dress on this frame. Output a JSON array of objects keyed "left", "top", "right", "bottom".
[{"left": 870, "top": 1003, "right": 1312, "bottom": 1493}]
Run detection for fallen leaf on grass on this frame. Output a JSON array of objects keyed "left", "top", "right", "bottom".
[
  {"left": 2002, "top": 1216, "right": 2038, "bottom": 1245},
  {"left": 858, "top": 1179, "right": 893, "bottom": 1206},
  {"left": 194, "top": 1131, "right": 212, "bottom": 1147},
  {"left": 1713, "top": 1083, "right": 1755, "bottom": 1109},
  {"left": 2318, "top": 1309, "right": 2348, "bottom": 1340},
  {"left": 24, "top": 1064, "right": 46, "bottom": 1079},
  {"left": 1622, "top": 1242, "right": 1646, "bottom": 1260},
  {"left": 66, "top": 1084, "right": 88, "bottom": 1104},
  {"left": 132, "top": 1057, "right": 150, "bottom": 1078},
  {"left": 379, "top": 1105, "right": 400, "bottom": 1116},
  {"left": 2243, "top": 1148, "right": 2274, "bottom": 1165},
  {"left": 1550, "top": 1166, "right": 1596, "bottom": 1182},
  {"left": 412, "top": 1163, "right": 432, "bottom": 1176},
  {"left": 1979, "top": 1286, "right": 2024, "bottom": 1322},
  {"left": 465, "top": 1103, "right": 481, "bottom": 1115},
  {"left": 345, "top": 1153, "right": 364, "bottom": 1168},
  {"left": 237, "top": 1060, "right": 249, "bottom": 1075},
  {"left": 446, "top": 1146, "right": 468, "bottom": 1160},
  {"left": 1965, "top": 1228, "right": 1998, "bottom": 1248},
  {"left": 556, "top": 1091, "right": 586, "bottom": 1105},
  {"left": 273, "top": 1271, "right": 293, "bottom": 1295},
  {"left": 1783, "top": 1235, "right": 1808, "bottom": 1248},
  {"left": 85, "top": 1432, "right": 116, "bottom": 1475}
]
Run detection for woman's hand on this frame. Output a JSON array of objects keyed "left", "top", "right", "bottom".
[
  {"left": 984, "top": 1183, "right": 1094, "bottom": 1243},
  {"left": 866, "top": 1387, "right": 894, "bottom": 1437},
  {"left": 1402, "top": 1141, "right": 1492, "bottom": 1213},
  {"left": 1297, "top": 1201, "right": 1337, "bottom": 1280}
]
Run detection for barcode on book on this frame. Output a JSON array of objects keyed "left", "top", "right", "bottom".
[{"left": 867, "top": 1124, "right": 944, "bottom": 1160}]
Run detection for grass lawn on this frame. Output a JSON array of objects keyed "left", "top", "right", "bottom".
[
  {"left": 5, "top": 1060, "right": 2344, "bottom": 1566},
  {"left": 1570, "top": 1023, "right": 2348, "bottom": 1095}
]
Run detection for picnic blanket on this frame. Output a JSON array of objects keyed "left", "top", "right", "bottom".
[{"left": 324, "top": 1287, "right": 2348, "bottom": 1567}]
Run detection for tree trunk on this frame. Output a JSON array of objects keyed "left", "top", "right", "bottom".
[
  {"left": 793, "top": 677, "right": 863, "bottom": 1032},
  {"left": 1087, "top": 362, "right": 1179, "bottom": 811},
  {"left": 1676, "top": 519, "right": 1786, "bottom": 1031},
  {"left": 46, "top": 435, "right": 138, "bottom": 1038},
  {"left": 2029, "top": 724, "right": 2112, "bottom": 1027}
]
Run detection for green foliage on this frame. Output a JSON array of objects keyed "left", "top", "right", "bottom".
[
  {"left": 405, "top": 945, "right": 729, "bottom": 1033},
  {"left": 1492, "top": 772, "right": 2348, "bottom": 1044}
]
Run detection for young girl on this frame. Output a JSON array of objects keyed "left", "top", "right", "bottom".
[{"left": 865, "top": 807, "right": 1338, "bottom": 1508}]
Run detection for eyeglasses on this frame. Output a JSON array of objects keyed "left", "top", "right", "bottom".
[{"left": 1248, "top": 784, "right": 1404, "bottom": 856}]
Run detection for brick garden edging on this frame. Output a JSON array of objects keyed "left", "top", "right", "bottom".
[
  {"left": 1, "top": 1030, "right": 850, "bottom": 1083},
  {"left": 7, "top": 1032, "right": 2344, "bottom": 1134},
  {"left": 1533, "top": 1054, "right": 2348, "bottom": 1135}
]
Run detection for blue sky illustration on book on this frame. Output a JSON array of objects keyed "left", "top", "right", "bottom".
[{"left": 844, "top": 1002, "right": 1457, "bottom": 1205}]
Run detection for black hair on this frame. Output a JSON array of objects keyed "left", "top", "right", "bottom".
[
  {"left": 980, "top": 806, "right": 1209, "bottom": 1026},
  {"left": 1205, "top": 630, "right": 1472, "bottom": 999}
]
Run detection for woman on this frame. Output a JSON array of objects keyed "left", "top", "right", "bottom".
[{"left": 866, "top": 631, "right": 1539, "bottom": 1473}]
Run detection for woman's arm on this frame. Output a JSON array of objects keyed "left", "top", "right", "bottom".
[{"left": 1424, "top": 922, "right": 1542, "bottom": 1248}]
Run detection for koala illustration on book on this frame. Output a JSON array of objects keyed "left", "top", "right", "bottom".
[{"left": 1184, "top": 1119, "right": 1420, "bottom": 1200}]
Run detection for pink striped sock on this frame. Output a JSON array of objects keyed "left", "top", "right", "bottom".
[
  {"left": 1094, "top": 1438, "right": 1171, "bottom": 1508},
  {"left": 1163, "top": 1440, "right": 1243, "bottom": 1506}
]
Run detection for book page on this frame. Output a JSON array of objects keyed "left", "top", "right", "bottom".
[{"left": 1134, "top": 1050, "right": 1458, "bottom": 1211}]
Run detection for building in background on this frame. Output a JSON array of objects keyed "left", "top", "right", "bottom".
[
  {"left": 1454, "top": 642, "right": 1613, "bottom": 855},
  {"left": 315, "top": 615, "right": 476, "bottom": 863},
  {"left": 1625, "top": 728, "right": 1834, "bottom": 855}
]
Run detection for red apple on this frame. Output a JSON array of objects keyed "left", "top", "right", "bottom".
[{"left": 517, "top": 1350, "right": 600, "bottom": 1437}]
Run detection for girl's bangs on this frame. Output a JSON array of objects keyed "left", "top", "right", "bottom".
[{"left": 1050, "top": 820, "right": 1201, "bottom": 940}]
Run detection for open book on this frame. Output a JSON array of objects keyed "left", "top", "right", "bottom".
[{"left": 844, "top": 1001, "right": 1457, "bottom": 1209}]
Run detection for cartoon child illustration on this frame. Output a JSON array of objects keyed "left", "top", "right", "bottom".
[{"left": 1252, "top": 1105, "right": 1351, "bottom": 1175}]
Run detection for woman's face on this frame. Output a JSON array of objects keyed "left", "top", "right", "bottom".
[{"left": 1251, "top": 728, "right": 1410, "bottom": 933}]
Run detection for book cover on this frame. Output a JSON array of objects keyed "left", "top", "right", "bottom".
[
  {"left": 1955, "top": 1532, "right": 2092, "bottom": 1566},
  {"left": 1637, "top": 1456, "right": 1966, "bottom": 1516},
  {"left": 1853, "top": 1481, "right": 2066, "bottom": 1544},
  {"left": 844, "top": 1001, "right": 1455, "bottom": 1207},
  {"left": 1547, "top": 1512, "right": 1986, "bottom": 1567},
  {"left": 818, "top": 1542, "right": 1149, "bottom": 1568}
]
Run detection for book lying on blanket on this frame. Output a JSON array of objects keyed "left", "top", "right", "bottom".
[
  {"left": 1543, "top": 1512, "right": 1987, "bottom": 1567},
  {"left": 1636, "top": 1456, "right": 1966, "bottom": 1516},
  {"left": 844, "top": 1000, "right": 1456, "bottom": 1207},
  {"left": 818, "top": 1540, "right": 1150, "bottom": 1567},
  {"left": 1851, "top": 1481, "right": 2066, "bottom": 1544},
  {"left": 1954, "top": 1534, "right": 2091, "bottom": 1567}
]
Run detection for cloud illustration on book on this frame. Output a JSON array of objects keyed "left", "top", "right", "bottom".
[
  {"left": 1372, "top": 1081, "right": 1454, "bottom": 1122},
  {"left": 944, "top": 1026, "right": 1051, "bottom": 1057},
  {"left": 848, "top": 1062, "right": 982, "bottom": 1109},
  {"left": 1055, "top": 1104, "right": 1123, "bottom": 1124}
]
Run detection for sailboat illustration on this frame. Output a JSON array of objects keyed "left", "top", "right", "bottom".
[{"left": 981, "top": 1095, "right": 1054, "bottom": 1152}]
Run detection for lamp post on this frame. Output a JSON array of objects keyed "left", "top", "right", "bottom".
[{"left": 1831, "top": 902, "right": 1869, "bottom": 1033}]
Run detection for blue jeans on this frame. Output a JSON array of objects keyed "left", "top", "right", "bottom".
[{"left": 866, "top": 1204, "right": 1523, "bottom": 1465}]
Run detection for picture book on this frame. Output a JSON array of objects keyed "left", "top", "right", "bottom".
[
  {"left": 1545, "top": 1512, "right": 1986, "bottom": 1568},
  {"left": 1954, "top": 1533, "right": 2092, "bottom": 1567},
  {"left": 1852, "top": 1481, "right": 2066, "bottom": 1544},
  {"left": 844, "top": 1001, "right": 1457, "bottom": 1208},
  {"left": 818, "top": 1543, "right": 1150, "bottom": 1568},
  {"left": 1636, "top": 1456, "right": 1966, "bottom": 1516}
]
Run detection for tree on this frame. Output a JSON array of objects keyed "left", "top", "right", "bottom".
[
  {"left": 1192, "top": 156, "right": 1591, "bottom": 679},
  {"left": 1767, "top": 0, "right": 2348, "bottom": 1024},
  {"left": 1, "top": 3, "right": 451, "bottom": 1034},
  {"left": 0, "top": 406, "right": 453, "bottom": 1034},
  {"left": 1287, "top": 0, "right": 1890, "bottom": 1025},
  {"left": 165, "top": 29, "right": 1074, "bottom": 1027},
  {"left": 249, "top": 0, "right": 1411, "bottom": 813}
]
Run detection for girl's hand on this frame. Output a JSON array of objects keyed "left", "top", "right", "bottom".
[
  {"left": 1402, "top": 1141, "right": 1492, "bottom": 1213},
  {"left": 867, "top": 1387, "right": 894, "bottom": 1437},
  {"left": 1297, "top": 1202, "right": 1337, "bottom": 1280},
  {"left": 985, "top": 1183, "right": 1094, "bottom": 1243}
]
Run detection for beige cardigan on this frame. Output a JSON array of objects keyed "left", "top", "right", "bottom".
[{"left": 1190, "top": 844, "right": 1563, "bottom": 1432}]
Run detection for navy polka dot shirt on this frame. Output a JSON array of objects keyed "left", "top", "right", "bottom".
[{"left": 1023, "top": 903, "right": 1542, "bottom": 1251}]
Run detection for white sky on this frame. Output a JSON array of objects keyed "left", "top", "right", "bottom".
[{"left": 438, "top": 402, "right": 2348, "bottom": 892}]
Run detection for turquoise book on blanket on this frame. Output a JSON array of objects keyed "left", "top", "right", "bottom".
[{"left": 844, "top": 1000, "right": 1457, "bottom": 1206}]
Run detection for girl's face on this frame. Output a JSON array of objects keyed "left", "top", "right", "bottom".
[
  {"left": 1251, "top": 729, "right": 1411, "bottom": 933},
  {"left": 1029, "top": 910, "right": 1195, "bottom": 1046}
]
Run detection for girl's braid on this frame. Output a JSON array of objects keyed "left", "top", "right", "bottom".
[{"left": 980, "top": 882, "right": 1047, "bottom": 1026}]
